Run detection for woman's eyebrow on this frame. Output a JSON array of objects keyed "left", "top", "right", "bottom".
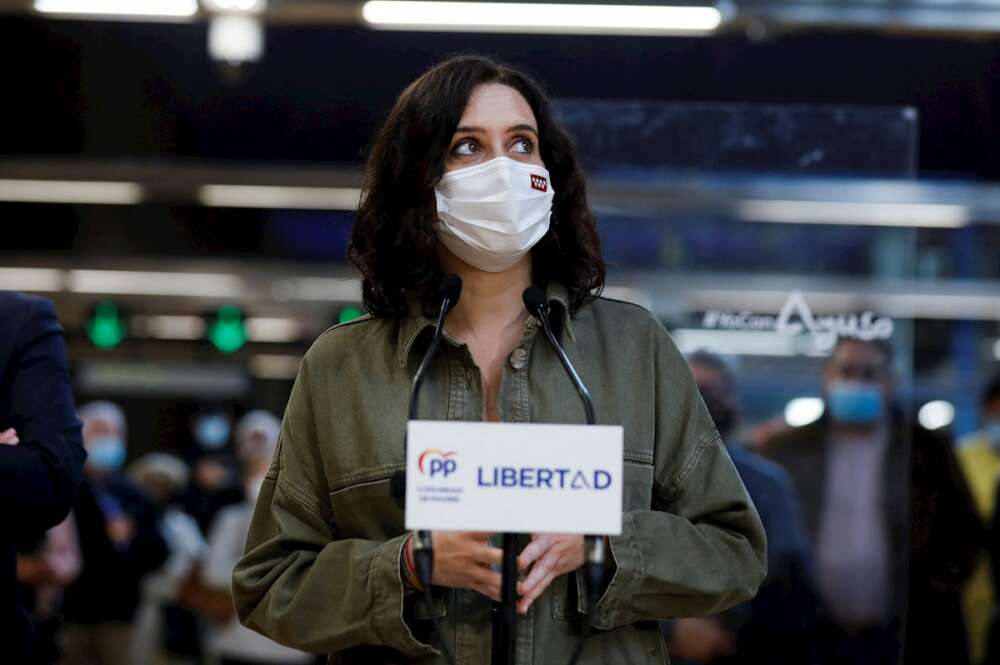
[
  {"left": 509, "top": 123, "right": 538, "bottom": 136},
  {"left": 452, "top": 124, "right": 538, "bottom": 136}
]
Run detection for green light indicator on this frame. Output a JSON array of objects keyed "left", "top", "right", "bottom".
[
  {"left": 86, "top": 301, "right": 127, "bottom": 350},
  {"left": 338, "top": 306, "right": 363, "bottom": 324},
  {"left": 208, "top": 305, "right": 247, "bottom": 354}
]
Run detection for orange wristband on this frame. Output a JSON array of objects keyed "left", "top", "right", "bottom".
[{"left": 403, "top": 533, "right": 425, "bottom": 592}]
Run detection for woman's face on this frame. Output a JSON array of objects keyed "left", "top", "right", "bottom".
[{"left": 444, "top": 83, "right": 545, "bottom": 173}]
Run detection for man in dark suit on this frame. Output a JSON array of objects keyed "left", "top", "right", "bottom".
[
  {"left": 764, "top": 337, "right": 981, "bottom": 665},
  {"left": 0, "top": 292, "right": 87, "bottom": 661},
  {"left": 665, "top": 350, "right": 822, "bottom": 665}
]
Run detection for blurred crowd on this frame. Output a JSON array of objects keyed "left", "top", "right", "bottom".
[
  {"left": 16, "top": 402, "right": 321, "bottom": 665},
  {"left": 666, "top": 341, "right": 1000, "bottom": 665},
  {"left": 5, "top": 290, "right": 1000, "bottom": 665}
]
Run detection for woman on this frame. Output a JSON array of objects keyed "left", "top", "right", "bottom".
[{"left": 233, "top": 55, "right": 766, "bottom": 665}]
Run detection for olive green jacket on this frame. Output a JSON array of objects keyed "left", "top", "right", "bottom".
[{"left": 232, "top": 285, "right": 767, "bottom": 665}]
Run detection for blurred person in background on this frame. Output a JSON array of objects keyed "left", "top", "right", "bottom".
[
  {"left": 17, "top": 515, "right": 82, "bottom": 665},
  {"left": 128, "top": 452, "right": 207, "bottom": 665},
  {"left": 184, "top": 408, "right": 244, "bottom": 534},
  {"left": 990, "top": 490, "right": 1000, "bottom": 663},
  {"left": 60, "top": 400, "right": 169, "bottom": 665},
  {"left": 0, "top": 292, "right": 87, "bottom": 662},
  {"left": 764, "top": 337, "right": 982, "bottom": 665},
  {"left": 664, "top": 350, "right": 821, "bottom": 665},
  {"left": 956, "top": 373, "right": 1000, "bottom": 664},
  {"left": 201, "top": 409, "right": 314, "bottom": 665}
]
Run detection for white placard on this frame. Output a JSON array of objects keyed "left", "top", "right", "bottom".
[{"left": 405, "top": 420, "right": 623, "bottom": 535}]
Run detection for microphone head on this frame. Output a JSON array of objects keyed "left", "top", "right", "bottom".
[
  {"left": 522, "top": 286, "right": 548, "bottom": 316},
  {"left": 440, "top": 274, "right": 462, "bottom": 308}
]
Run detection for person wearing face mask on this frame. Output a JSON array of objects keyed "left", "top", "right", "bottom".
[
  {"left": 663, "top": 351, "right": 821, "bottom": 665},
  {"left": 232, "top": 55, "right": 766, "bottom": 665},
  {"left": 60, "top": 401, "right": 169, "bottom": 665},
  {"left": 183, "top": 409, "right": 244, "bottom": 534},
  {"left": 956, "top": 373, "right": 1000, "bottom": 664},
  {"left": 764, "top": 338, "right": 982, "bottom": 665},
  {"left": 202, "top": 409, "right": 314, "bottom": 665},
  {"left": 127, "top": 453, "right": 207, "bottom": 665}
]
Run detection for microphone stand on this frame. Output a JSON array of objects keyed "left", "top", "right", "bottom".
[
  {"left": 394, "top": 275, "right": 461, "bottom": 665},
  {"left": 524, "top": 288, "right": 606, "bottom": 665}
]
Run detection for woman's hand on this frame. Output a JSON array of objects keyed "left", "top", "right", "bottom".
[
  {"left": 411, "top": 531, "right": 504, "bottom": 602},
  {"left": 516, "top": 533, "right": 584, "bottom": 614},
  {"left": 0, "top": 428, "right": 19, "bottom": 445}
]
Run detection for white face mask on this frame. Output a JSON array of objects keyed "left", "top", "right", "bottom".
[{"left": 434, "top": 156, "right": 555, "bottom": 272}]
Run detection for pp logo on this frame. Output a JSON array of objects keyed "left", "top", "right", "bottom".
[
  {"left": 418, "top": 449, "right": 458, "bottom": 478},
  {"left": 530, "top": 175, "right": 548, "bottom": 192}
]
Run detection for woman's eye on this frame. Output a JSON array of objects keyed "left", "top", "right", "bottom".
[
  {"left": 512, "top": 138, "right": 534, "bottom": 154},
  {"left": 452, "top": 139, "right": 479, "bottom": 156}
]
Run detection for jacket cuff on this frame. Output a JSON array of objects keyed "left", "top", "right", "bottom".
[
  {"left": 370, "top": 533, "right": 439, "bottom": 657},
  {"left": 590, "top": 511, "right": 643, "bottom": 629}
]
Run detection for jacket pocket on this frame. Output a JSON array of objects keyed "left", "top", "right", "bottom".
[
  {"left": 328, "top": 469, "right": 405, "bottom": 540},
  {"left": 621, "top": 456, "right": 655, "bottom": 513},
  {"left": 551, "top": 572, "right": 582, "bottom": 622}
]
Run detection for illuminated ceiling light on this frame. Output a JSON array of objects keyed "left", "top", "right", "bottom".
[
  {"left": 245, "top": 317, "right": 301, "bottom": 343},
  {"left": 0, "top": 179, "right": 143, "bottom": 205},
  {"left": 0, "top": 267, "right": 63, "bottom": 292},
  {"left": 270, "top": 277, "right": 362, "bottom": 302},
  {"left": 918, "top": 400, "right": 955, "bottom": 430},
  {"left": 208, "top": 305, "right": 248, "bottom": 353},
  {"left": 784, "top": 397, "right": 825, "bottom": 427},
  {"left": 249, "top": 354, "right": 303, "bottom": 380},
  {"left": 132, "top": 315, "right": 207, "bottom": 340},
  {"left": 198, "top": 185, "right": 361, "bottom": 210},
  {"left": 361, "top": 1, "right": 722, "bottom": 35},
  {"left": 209, "top": 14, "right": 264, "bottom": 64},
  {"left": 202, "top": 0, "right": 266, "bottom": 12},
  {"left": 672, "top": 328, "right": 805, "bottom": 357},
  {"left": 338, "top": 306, "right": 365, "bottom": 324},
  {"left": 86, "top": 301, "right": 128, "bottom": 350},
  {"left": 738, "top": 200, "right": 969, "bottom": 229},
  {"left": 34, "top": 0, "right": 198, "bottom": 19},
  {"left": 68, "top": 270, "right": 243, "bottom": 298}
]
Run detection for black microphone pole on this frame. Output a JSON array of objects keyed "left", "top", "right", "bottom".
[
  {"left": 523, "top": 287, "right": 607, "bottom": 665},
  {"left": 393, "top": 274, "right": 462, "bottom": 665},
  {"left": 409, "top": 273, "right": 462, "bottom": 582}
]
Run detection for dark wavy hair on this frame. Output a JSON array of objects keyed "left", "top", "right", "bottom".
[{"left": 347, "top": 54, "right": 604, "bottom": 319}]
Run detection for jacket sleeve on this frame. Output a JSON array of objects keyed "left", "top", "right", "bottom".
[
  {"left": 232, "top": 355, "right": 437, "bottom": 657},
  {"left": 0, "top": 296, "right": 86, "bottom": 538},
  {"left": 589, "top": 324, "right": 767, "bottom": 629}
]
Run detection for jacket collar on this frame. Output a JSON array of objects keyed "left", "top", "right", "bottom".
[{"left": 397, "top": 281, "right": 575, "bottom": 368}]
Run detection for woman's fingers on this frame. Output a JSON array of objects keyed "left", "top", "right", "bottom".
[
  {"left": 517, "top": 534, "right": 551, "bottom": 571},
  {"left": 518, "top": 569, "right": 557, "bottom": 614},
  {"left": 476, "top": 543, "right": 504, "bottom": 567},
  {"left": 519, "top": 548, "right": 560, "bottom": 599},
  {"left": 472, "top": 566, "right": 502, "bottom": 602},
  {"left": 0, "top": 428, "right": 19, "bottom": 445}
]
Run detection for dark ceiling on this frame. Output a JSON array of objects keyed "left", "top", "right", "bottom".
[{"left": 2, "top": 16, "right": 1000, "bottom": 179}]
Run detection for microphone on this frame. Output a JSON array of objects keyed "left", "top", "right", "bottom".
[
  {"left": 410, "top": 273, "right": 463, "bottom": 420},
  {"left": 523, "top": 286, "right": 606, "bottom": 664},
  {"left": 522, "top": 287, "right": 595, "bottom": 425},
  {"left": 410, "top": 274, "right": 462, "bottom": 575},
  {"left": 395, "top": 275, "right": 462, "bottom": 665},
  {"left": 391, "top": 274, "right": 463, "bottom": 507}
]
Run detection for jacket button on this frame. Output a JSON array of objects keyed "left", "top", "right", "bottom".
[{"left": 508, "top": 347, "right": 528, "bottom": 370}]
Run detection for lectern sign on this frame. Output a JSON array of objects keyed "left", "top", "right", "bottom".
[{"left": 406, "top": 421, "right": 623, "bottom": 535}]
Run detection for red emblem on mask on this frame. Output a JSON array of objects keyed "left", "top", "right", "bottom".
[{"left": 530, "top": 175, "right": 548, "bottom": 192}]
